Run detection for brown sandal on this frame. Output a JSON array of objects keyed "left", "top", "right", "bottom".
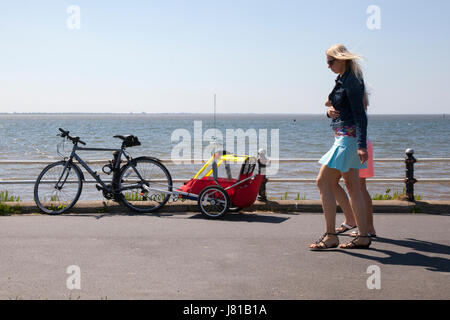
[
  {"left": 309, "top": 233, "right": 339, "bottom": 250},
  {"left": 339, "top": 235, "right": 371, "bottom": 249}
]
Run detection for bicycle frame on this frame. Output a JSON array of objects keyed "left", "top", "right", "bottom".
[{"left": 64, "top": 144, "right": 125, "bottom": 192}]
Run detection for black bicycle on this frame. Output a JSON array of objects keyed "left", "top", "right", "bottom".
[{"left": 34, "top": 128, "right": 173, "bottom": 214}]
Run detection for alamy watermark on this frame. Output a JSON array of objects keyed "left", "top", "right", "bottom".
[
  {"left": 366, "top": 265, "right": 381, "bottom": 289},
  {"left": 67, "top": 5, "right": 81, "bottom": 30},
  {"left": 66, "top": 265, "right": 81, "bottom": 290},
  {"left": 171, "top": 121, "right": 279, "bottom": 175},
  {"left": 367, "top": 5, "right": 381, "bottom": 30}
]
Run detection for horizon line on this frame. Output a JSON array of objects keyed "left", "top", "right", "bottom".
[{"left": 0, "top": 112, "right": 449, "bottom": 115}]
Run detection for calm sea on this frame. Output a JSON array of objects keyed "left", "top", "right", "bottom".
[{"left": 0, "top": 113, "right": 449, "bottom": 201}]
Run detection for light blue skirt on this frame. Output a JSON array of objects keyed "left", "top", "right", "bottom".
[{"left": 318, "top": 136, "right": 367, "bottom": 173}]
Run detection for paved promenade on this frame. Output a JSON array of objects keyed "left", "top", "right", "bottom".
[{"left": 0, "top": 212, "right": 449, "bottom": 300}]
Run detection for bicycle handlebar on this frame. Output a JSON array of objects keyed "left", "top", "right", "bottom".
[{"left": 58, "top": 128, "right": 86, "bottom": 145}]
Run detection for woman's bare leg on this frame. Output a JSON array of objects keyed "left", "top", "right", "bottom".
[
  {"left": 360, "top": 178, "right": 375, "bottom": 235},
  {"left": 309, "top": 165, "right": 342, "bottom": 248},
  {"left": 332, "top": 174, "right": 356, "bottom": 228},
  {"left": 341, "top": 169, "right": 370, "bottom": 245}
]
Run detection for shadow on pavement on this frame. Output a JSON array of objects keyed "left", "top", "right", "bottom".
[
  {"left": 189, "top": 212, "right": 290, "bottom": 224},
  {"left": 337, "top": 237, "right": 450, "bottom": 273},
  {"left": 60, "top": 212, "right": 290, "bottom": 223},
  {"left": 375, "top": 237, "right": 450, "bottom": 255},
  {"left": 61, "top": 212, "right": 165, "bottom": 220}
]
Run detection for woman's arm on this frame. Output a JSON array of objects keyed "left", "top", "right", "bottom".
[
  {"left": 327, "top": 106, "right": 340, "bottom": 119},
  {"left": 344, "top": 77, "right": 367, "bottom": 150},
  {"left": 325, "top": 100, "right": 341, "bottom": 119},
  {"left": 325, "top": 100, "right": 331, "bottom": 118}
]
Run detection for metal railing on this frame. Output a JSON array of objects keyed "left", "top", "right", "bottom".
[{"left": 1, "top": 150, "right": 449, "bottom": 201}]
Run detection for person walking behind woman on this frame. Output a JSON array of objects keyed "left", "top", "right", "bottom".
[
  {"left": 309, "top": 44, "right": 371, "bottom": 250},
  {"left": 329, "top": 104, "right": 376, "bottom": 238}
]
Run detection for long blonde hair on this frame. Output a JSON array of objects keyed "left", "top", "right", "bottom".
[{"left": 326, "top": 43, "right": 369, "bottom": 107}]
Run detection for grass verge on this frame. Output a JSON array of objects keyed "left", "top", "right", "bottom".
[
  {"left": 0, "top": 190, "right": 22, "bottom": 215},
  {"left": 372, "top": 187, "right": 422, "bottom": 201}
]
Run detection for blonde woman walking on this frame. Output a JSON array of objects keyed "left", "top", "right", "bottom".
[{"left": 309, "top": 44, "right": 371, "bottom": 250}]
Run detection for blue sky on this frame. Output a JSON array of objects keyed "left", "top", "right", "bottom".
[{"left": 1, "top": 0, "right": 449, "bottom": 114}]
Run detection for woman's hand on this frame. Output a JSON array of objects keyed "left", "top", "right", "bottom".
[
  {"left": 327, "top": 106, "right": 340, "bottom": 119},
  {"left": 358, "top": 148, "right": 368, "bottom": 164},
  {"left": 325, "top": 100, "right": 332, "bottom": 107}
]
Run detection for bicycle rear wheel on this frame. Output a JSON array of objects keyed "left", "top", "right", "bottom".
[
  {"left": 34, "top": 161, "right": 83, "bottom": 214},
  {"left": 117, "top": 157, "right": 172, "bottom": 213}
]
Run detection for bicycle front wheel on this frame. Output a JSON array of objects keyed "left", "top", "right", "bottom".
[
  {"left": 34, "top": 161, "right": 83, "bottom": 214},
  {"left": 117, "top": 157, "right": 172, "bottom": 213}
]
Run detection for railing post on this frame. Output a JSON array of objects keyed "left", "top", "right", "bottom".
[
  {"left": 257, "top": 149, "right": 268, "bottom": 202},
  {"left": 405, "top": 148, "right": 417, "bottom": 202}
]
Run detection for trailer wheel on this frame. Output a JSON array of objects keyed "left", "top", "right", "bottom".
[{"left": 198, "top": 185, "right": 230, "bottom": 218}]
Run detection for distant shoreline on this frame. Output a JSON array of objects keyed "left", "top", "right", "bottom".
[
  {"left": 0, "top": 112, "right": 448, "bottom": 116},
  {"left": 1, "top": 113, "right": 448, "bottom": 122}
]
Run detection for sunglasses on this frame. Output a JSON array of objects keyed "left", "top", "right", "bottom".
[{"left": 327, "top": 58, "right": 336, "bottom": 66}]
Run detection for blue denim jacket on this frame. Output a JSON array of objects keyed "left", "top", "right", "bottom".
[{"left": 328, "top": 68, "right": 367, "bottom": 149}]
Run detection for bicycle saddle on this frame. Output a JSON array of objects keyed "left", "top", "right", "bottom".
[{"left": 113, "top": 135, "right": 141, "bottom": 148}]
